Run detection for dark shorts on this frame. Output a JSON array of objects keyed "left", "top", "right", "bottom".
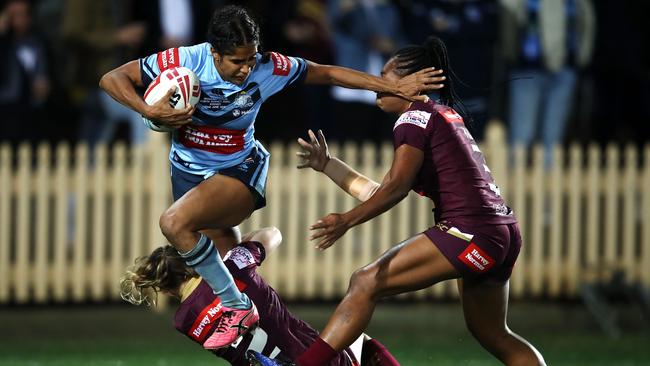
[
  {"left": 423, "top": 220, "right": 522, "bottom": 282},
  {"left": 170, "top": 145, "right": 269, "bottom": 210}
]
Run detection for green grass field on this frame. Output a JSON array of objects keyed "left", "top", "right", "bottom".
[{"left": 1, "top": 302, "right": 649, "bottom": 365}]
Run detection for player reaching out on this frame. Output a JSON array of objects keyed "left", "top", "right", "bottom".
[
  {"left": 252, "top": 36, "right": 546, "bottom": 366},
  {"left": 100, "top": 5, "right": 444, "bottom": 350}
]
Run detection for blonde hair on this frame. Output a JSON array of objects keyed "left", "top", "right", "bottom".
[{"left": 120, "top": 245, "right": 197, "bottom": 306}]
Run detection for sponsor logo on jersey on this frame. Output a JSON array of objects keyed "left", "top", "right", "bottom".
[
  {"left": 458, "top": 243, "right": 495, "bottom": 273},
  {"left": 442, "top": 109, "right": 463, "bottom": 123},
  {"left": 187, "top": 280, "right": 248, "bottom": 342},
  {"left": 178, "top": 125, "right": 246, "bottom": 154},
  {"left": 189, "top": 298, "right": 223, "bottom": 341},
  {"left": 224, "top": 246, "right": 256, "bottom": 269},
  {"left": 157, "top": 48, "right": 180, "bottom": 71},
  {"left": 393, "top": 110, "right": 431, "bottom": 130},
  {"left": 270, "top": 52, "right": 291, "bottom": 76}
]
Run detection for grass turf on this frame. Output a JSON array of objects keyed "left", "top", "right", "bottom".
[{"left": 0, "top": 302, "right": 648, "bottom": 365}]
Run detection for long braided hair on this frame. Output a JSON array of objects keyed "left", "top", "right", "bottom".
[{"left": 391, "top": 36, "right": 473, "bottom": 124}]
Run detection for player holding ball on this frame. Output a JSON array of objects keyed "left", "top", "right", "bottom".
[{"left": 99, "top": 5, "right": 445, "bottom": 350}]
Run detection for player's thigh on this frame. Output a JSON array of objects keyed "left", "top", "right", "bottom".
[
  {"left": 170, "top": 173, "right": 255, "bottom": 230},
  {"left": 459, "top": 278, "right": 510, "bottom": 336},
  {"left": 362, "top": 234, "right": 461, "bottom": 298}
]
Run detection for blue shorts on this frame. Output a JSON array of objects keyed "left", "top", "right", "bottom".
[{"left": 171, "top": 144, "right": 269, "bottom": 210}]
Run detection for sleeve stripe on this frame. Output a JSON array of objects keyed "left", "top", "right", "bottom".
[
  {"left": 288, "top": 58, "right": 307, "bottom": 85},
  {"left": 140, "top": 59, "right": 156, "bottom": 86}
]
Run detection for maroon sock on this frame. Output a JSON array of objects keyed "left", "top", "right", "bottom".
[
  {"left": 360, "top": 339, "right": 400, "bottom": 366},
  {"left": 297, "top": 337, "right": 338, "bottom": 366}
]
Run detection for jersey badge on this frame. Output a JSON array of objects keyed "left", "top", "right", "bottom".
[
  {"left": 393, "top": 110, "right": 431, "bottom": 130},
  {"left": 270, "top": 52, "right": 291, "bottom": 76},
  {"left": 157, "top": 48, "right": 180, "bottom": 71},
  {"left": 442, "top": 109, "right": 463, "bottom": 124},
  {"left": 225, "top": 247, "right": 256, "bottom": 269}
]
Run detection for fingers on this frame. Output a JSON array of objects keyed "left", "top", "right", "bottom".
[
  {"left": 308, "top": 129, "right": 320, "bottom": 147},
  {"left": 296, "top": 151, "right": 309, "bottom": 168},
  {"left": 309, "top": 219, "right": 328, "bottom": 231},
  {"left": 297, "top": 137, "right": 311, "bottom": 149},
  {"left": 416, "top": 67, "right": 442, "bottom": 76},
  {"left": 317, "top": 129, "right": 328, "bottom": 149},
  {"left": 164, "top": 86, "right": 177, "bottom": 98},
  {"left": 422, "top": 78, "right": 446, "bottom": 90},
  {"left": 315, "top": 239, "right": 334, "bottom": 251}
]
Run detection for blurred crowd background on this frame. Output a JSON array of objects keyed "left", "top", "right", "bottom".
[{"left": 1, "top": 0, "right": 649, "bottom": 150}]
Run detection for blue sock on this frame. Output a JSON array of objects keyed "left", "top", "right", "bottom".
[{"left": 180, "top": 234, "right": 251, "bottom": 309}]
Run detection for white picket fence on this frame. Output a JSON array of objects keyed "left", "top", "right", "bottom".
[{"left": 1, "top": 124, "right": 649, "bottom": 304}]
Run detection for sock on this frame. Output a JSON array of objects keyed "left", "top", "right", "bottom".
[
  {"left": 297, "top": 337, "right": 338, "bottom": 366},
  {"left": 361, "top": 338, "right": 400, "bottom": 366},
  {"left": 180, "top": 234, "right": 251, "bottom": 309}
]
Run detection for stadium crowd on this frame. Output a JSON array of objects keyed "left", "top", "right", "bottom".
[{"left": 0, "top": 0, "right": 648, "bottom": 148}]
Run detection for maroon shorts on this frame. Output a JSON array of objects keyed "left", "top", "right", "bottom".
[{"left": 423, "top": 220, "right": 522, "bottom": 282}]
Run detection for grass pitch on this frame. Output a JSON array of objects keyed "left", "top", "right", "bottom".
[{"left": 0, "top": 302, "right": 648, "bottom": 365}]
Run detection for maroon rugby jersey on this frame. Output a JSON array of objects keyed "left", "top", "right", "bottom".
[
  {"left": 392, "top": 100, "right": 516, "bottom": 225},
  {"left": 173, "top": 241, "right": 355, "bottom": 366}
]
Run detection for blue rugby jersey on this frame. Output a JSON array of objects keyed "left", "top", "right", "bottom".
[{"left": 140, "top": 43, "right": 307, "bottom": 176}]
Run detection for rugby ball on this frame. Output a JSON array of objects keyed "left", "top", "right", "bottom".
[{"left": 142, "top": 66, "right": 201, "bottom": 132}]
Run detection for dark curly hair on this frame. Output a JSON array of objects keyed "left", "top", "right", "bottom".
[{"left": 206, "top": 5, "right": 260, "bottom": 55}]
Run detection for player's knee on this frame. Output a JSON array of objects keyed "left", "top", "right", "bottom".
[
  {"left": 348, "top": 265, "right": 380, "bottom": 298},
  {"left": 159, "top": 208, "right": 190, "bottom": 242},
  {"left": 466, "top": 322, "right": 507, "bottom": 350}
]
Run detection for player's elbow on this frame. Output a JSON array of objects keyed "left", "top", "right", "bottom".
[
  {"left": 98, "top": 71, "right": 113, "bottom": 91},
  {"left": 265, "top": 226, "right": 283, "bottom": 248},
  {"left": 253, "top": 226, "right": 283, "bottom": 254},
  {"left": 383, "top": 178, "right": 411, "bottom": 201}
]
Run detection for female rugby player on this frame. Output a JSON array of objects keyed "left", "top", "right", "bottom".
[
  {"left": 100, "top": 5, "right": 444, "bottom": 350},
  {"left": 252, "top": 36, "right": 546, "bottom": 366}
]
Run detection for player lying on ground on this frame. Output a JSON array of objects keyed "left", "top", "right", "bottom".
[
  {"left": 120, "top": 227, "right": 400, "bottom": 366},
  {"left": 251, "top": 36, "right": 546, "bottom": 366}
]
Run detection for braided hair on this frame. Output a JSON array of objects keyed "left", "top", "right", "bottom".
[
  {"left": 391, "top": 36, "right": 472, "bottom": 123},
  {"left": 120, "top": 245, "right": 197, "bottom": 306},
  {"left": 206, "top": 5, "right": 260, "bottom": 55}
]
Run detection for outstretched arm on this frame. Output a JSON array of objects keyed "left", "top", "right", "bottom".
[
  {"left": 310, "top": 144, "right": 423, "bottom": 250},
  {"left": 297, "top": 129, "right": 380, "bottom": 202},
  {"left": 303, "top": 61, "right": 445, "bottom": 102}
]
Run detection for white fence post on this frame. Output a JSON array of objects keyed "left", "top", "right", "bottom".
[
  {"left": 0, "top": 144, "right": 11, "bottom": 302},
  {"left": 1, "top": 137, "right": 649, "bottom": 303}
]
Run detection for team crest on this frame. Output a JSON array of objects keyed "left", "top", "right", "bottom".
[{"left": 233, "top": 92, "right": 254, "bottom": 109}]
